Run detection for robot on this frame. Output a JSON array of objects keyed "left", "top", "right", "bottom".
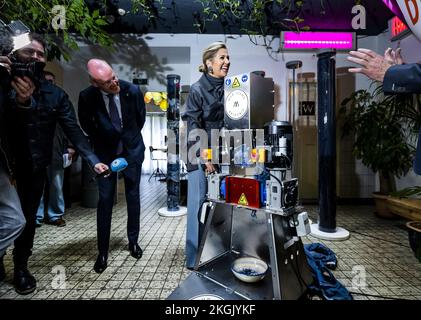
[{"left": 169, "top": 71, "right": 313, "bottom": 300}]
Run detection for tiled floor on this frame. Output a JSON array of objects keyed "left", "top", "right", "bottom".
[{"left": 1, "top": 177, "right": 421, "bottom": 300}]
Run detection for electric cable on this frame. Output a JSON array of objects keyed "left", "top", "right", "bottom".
[
  {"left": 268, "top": 171, "right": 283, "bottom": 186},
  {"left": 306, "top": 212, "right": 411, "bottom": 248},
  {"left": 346, "top": 229, "right": 411, "bottom": 248}
]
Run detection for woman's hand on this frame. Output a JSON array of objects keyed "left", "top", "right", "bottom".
[{"left": 204, "top": 162, "right": 216, "bottom": 174}]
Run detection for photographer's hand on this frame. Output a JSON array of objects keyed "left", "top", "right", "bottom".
[
  {"left": 0, "top": 56, "right": 11, "bottom": 73},
  {"left": 11, "top": 76, "right": 35, "bottom": 105}
]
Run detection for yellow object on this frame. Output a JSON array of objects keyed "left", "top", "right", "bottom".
[
  {"left": 238, "top": 193, "right": 249, "bottom": 206},
  {"left": 144, "top": 91, "right": 168, "bottom": 111},
  {"left": 159, "top": 99, "right": 168, "bottom": 111},
  {"left": 251, "top": 149, "right": 258, "bottom": 163},
  {"left": 232, "top": 77, "right": 240, "bottom": 88},
  {"left": 201, "top": 149, "right": 212, "bottom": 160},
  {"left": 251, "top": 148, "right": 265, "bottom": 163},
  {"left": 152, "top": 92, "right": 163, "bottom": 105},
  {"left": 258, "top": 148, "right": 265, "bottom": 163},
  {"left": 144, "top": 92, "right": 153, "bottom": 104}
]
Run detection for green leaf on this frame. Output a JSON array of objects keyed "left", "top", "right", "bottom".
[
  {"left": 390, "top": 186, "right": 421, "bottom": 198},
  {"left": 92, "top": 9, "right": 99, "bottom": 19},
  {"left": 95, "top": 18, "right": 108, "bottom": 26}
]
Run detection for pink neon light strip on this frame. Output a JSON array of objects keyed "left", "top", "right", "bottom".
[{"left": 283, "top": 32, "right": 354, "bottom": 49}]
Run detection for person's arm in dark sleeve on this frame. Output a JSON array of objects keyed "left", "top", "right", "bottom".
[
  {"left": 135, "top": 87, "right": 146, "bottom": 131},
  {"left": 181, "top": 87, "right": 203, "bottom": 132},
  {"left": 77, "top": 92, "right": 97, "bottom": 139},
  {"left": 182, "top": 87, "right": 209, "bottom": 164},
  {"left": 56, "top": 90, "right": 100, "bottom": 168},
  {"left": 383, "top": 63, "right": 421, "bottom": 94},
  {"left": 58, "top": 126, "right": 77, "bottom": 161},
  {"left": 54, "top": 125, "right": 68, "bottom": 155}
]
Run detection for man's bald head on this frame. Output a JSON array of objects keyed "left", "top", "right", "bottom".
[
  {"left": 87, "top": 59, "right": 120, "bottom": 94},
  {"left": 87, "top": 59, "right": 112, "bottom": 79}
]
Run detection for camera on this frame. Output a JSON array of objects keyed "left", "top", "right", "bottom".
[
  {"left": 0, "top": 20, "right": 43, "bottom": 85},
  {"left": 10, "top": 58, "right": 46, "bottom": 82}
]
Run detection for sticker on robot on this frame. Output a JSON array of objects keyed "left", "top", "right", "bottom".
[{"left": 225, "top": 90, "right": 248, "bottom": 120}]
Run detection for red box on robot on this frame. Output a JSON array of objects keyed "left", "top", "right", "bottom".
[{"left": 225, "top": 176, "right": 261, "bottom": 209}]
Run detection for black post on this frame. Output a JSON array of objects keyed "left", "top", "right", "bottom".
[
  {"left": 317, "top": 49, "right": 336, "bottom": 232},
  {"left": 286, "top": 60, "right": 302, "bottom": 177},
  {"left": 166, "top": 74, "right": 181, "bottom": 211},
  {"left": 286, "top": 60, "right": 303, "bottom": 122}
]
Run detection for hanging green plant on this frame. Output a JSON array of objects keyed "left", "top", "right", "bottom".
[
  {"left": 194, "top": 0, "right": 311, "bottom": 59},
  {"left": 0, "top": 0, "right": 165, "bottom": 61},
  {"left": 0, "top": 0, "right": 114, "bottom": 60},
  {"left": 131, "top": 0, "right": 165, "bottom": 22},
  {"left": 196, "top": 0, "right": 310, "bottom": 34}
]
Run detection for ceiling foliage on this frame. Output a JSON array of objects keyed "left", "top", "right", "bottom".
[{"left": 0, "top": 0, "right": 394, "bottom": 61}]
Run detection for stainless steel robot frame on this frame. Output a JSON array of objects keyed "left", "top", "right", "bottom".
[{"left": 169, "top": 71, "right": 313, "bottom": 300}]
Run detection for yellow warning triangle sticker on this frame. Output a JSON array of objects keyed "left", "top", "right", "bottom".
[
  {"left": 232, "top": 77, "right": 240, "bottom": 88},
  {"left": 238, "top": 193, "right": 249, "bottom": 206}
]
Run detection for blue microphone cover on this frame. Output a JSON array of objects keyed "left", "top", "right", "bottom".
[{"left": 111, "top": 158, "right": 128, "bottom": 172}]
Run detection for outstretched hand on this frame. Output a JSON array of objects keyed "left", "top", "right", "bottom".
[{"left": 347, "top": 48, "right": 395, "bottom": 83}]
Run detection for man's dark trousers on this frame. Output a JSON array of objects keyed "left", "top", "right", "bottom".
[
  {"left": 97, "top": 162, "right": 142, "bottom": 256},
  {"left": 13, "top": 168, "right": 45, "bottom": 266}
]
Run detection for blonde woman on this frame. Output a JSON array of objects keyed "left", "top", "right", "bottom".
[{"left": 182, "top": 42, "right": 230, "bottom": 269}]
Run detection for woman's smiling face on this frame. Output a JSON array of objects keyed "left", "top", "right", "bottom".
[{"left": 208, "top": 48, "right": 230, "bottom": 78}]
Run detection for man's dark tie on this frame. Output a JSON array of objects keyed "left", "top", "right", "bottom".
[{"left": 107, "top": 93, "right": 123, "bottom": 154}]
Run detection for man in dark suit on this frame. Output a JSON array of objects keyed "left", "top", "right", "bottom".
[
  {"left": 6, "top": 35, "right": 109, "bottom": 295},
  {"left": 347, "top": 47, "right": 421, "bottom": 174},
  {"left": 78, "top": 59, "right": 146, "bottom": 273}
]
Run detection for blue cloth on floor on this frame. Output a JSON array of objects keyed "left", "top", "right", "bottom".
[{"left": 304, "top": 243, "right": 353, "bottom": 300}]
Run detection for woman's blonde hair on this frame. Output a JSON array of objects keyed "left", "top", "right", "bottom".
[{"left": 198, "top": 42, "right": 227, "bottom": 73}]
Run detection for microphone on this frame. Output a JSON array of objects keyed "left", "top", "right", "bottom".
[
  {"left": 111, "top": 158, "right": 128, "bottom": 172},
  {"left": 94, "top": 158, "right": 128, "bottom": 180}
]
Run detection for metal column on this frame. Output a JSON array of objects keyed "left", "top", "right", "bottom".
[
  {"left": 311, "top": 49, "right": 349, "bottom": 240},
  {"left": 158, "top": 74, "right": 187, "bottom": 217}
]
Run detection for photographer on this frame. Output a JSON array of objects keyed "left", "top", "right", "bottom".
[
  {"left": 5, "top": 33, "right": 109, "bottom": 295},
  {"left": 0, "top": 54, "right": 26, "bottom": 284}
]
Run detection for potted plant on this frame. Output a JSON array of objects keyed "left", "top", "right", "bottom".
[{"left": 340, "top": 85, "right": 415, "bottom": 218}]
